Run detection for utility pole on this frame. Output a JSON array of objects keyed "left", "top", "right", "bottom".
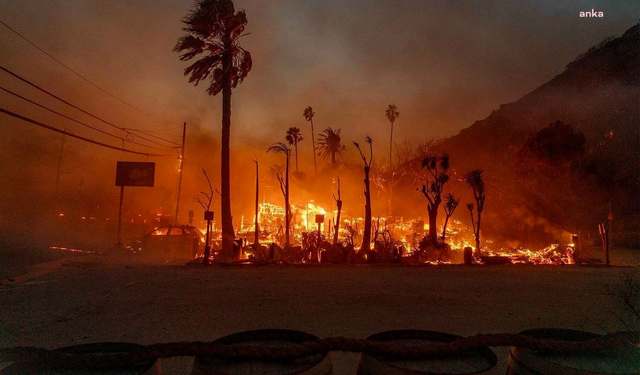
[
  {"left": 117, "top": 185, "right": 125, "bottom": 247},
  {"left": 174, "top": 122, "right": 187, "bottom": 223},
  {"left": 53, "top": 132, "right": 66, "bottom": 201}
]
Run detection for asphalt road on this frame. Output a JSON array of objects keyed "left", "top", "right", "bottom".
[{"left": 0, "top": 258, "right": 637, "bottom": 374}]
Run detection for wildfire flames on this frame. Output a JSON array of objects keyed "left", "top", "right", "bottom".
[{"left": 195, "top": 200, "right": 577, "bottom": 265}]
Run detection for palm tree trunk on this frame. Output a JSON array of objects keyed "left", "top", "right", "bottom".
[
  {"left": 331, "top": 152, "right": 336, "bottom": 169},
  {"left": 389, "top": 121, "right": 394, "bottom": 216},
  {"left": 254, "top": 160, "right": 259, "bottom": 251},
  {"left": 389, "top": 121, "right": 394, "bottom": 171},
  {"left": 220, "top": 69, "right": 235, "bottom": 261},
  {"left": 310, "top": 119, "right": 317, "bottom": 175},
  {"left": 285, "top": 154, "right": 291, "bottom": 246},
  {"left": 362, "top": 166, "right": 372, "bottom": 253},
  {"left": 295, "top": 143, "right": 299, "bottom": 172}
]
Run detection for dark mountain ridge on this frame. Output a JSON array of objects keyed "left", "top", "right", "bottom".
[{"left": 436, "top": 23, "right": 639, "bottom": 247}]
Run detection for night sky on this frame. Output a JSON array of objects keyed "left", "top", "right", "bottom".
[{"left": 1, "top": 0, "right": 637, "bottom": 146}]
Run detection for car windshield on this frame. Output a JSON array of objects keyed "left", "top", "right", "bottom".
[
  {"left": 152, "top": 228, "right": 168, "bottom": 236},
  {"left": 169, "top": 227, "right": 183, "bottom": 236}
]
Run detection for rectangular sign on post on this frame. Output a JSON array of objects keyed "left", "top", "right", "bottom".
[{"left": 116, "top": 162, "right": 155, "bottom": 187}]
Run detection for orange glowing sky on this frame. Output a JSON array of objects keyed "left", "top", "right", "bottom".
[{"left": 1, "top": 0, "right": 637, "bottom": 146}]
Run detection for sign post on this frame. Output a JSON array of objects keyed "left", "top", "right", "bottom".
[
  {"left": 117, "top": 185, "right": 125, "bottom": 246},
  {"left": 115, "top": 162, "right": 155, "bottom": 248},
  {"left": 203, "top": 211, "right": 214, "bottom": 265}
]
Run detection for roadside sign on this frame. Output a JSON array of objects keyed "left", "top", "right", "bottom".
[
  {"left": 116, "top": 162, "right": 155, "bottom": 187},
  {"left": 204, "top": 211, "right": 214, "bottom": 221}
]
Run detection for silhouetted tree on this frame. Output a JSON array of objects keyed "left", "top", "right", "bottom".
[
  {"left": 385, "top": 104, "right": 400, "bottom": 170},
  {"left": 267, "top": 142, "right": 291, "bottom": 247},
  {"left": 285, "top": 127, "right": 304, "bottom": 173},
  {"left": 441, "top": 192, "right": 460, "bottom": 241},
  {"left": 332, "top": 177, "right": 342, "bottom": 245},
  {"left": 466, "top": 169, "right": 485, "bottom": 256},
  {"left": 417, "top": 153, "right": 450, "bottom": 243},
  {"left": 303, "top": 106, "right": 317, "bottom": 175},
  {"left": 175, "top": 0, "right": 252, "bottom": 260},
  {"left": 354, "top": 136, "right": 373, "bottom": 254},
  {"left": 317, "top": 127, "right": 346, "bottom": 169},
  {"left": 194, "top": 169, "right": 214, "bottom": 264},
  {"left": 385, "top": 105, "right": 400, "bottom": 215}
]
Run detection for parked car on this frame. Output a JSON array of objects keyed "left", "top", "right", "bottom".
[{"left": 128, "top": 225, "right": 203, "bottom": 261}]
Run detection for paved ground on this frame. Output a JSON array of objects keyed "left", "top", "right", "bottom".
[{"left": 0, "top": 255, "right": 637, "bottom": 374}]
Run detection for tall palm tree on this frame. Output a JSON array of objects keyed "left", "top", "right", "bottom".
[
  {"left": 385, "top": 104, "right": 400, "bottom": 170},
  {"left": 267, "top": 142, "right": 291, "bottom": 247},
  {"left": 174, "top": 0, "right": 252, "bottom": 261},
  {"left": 385, "top": 104, "right": 399, "bottom": 216},
  {"left": 285, "top": 127, "right": 304, "bottom": 173},
  {"left": 317, "top": 127, "right": 346, "bottom": 169},
  {"left": 303, "top": 106, "right": 317, "bottom": 175}
]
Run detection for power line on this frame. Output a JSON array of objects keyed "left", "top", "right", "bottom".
[
  {"left": 0, "top": 86, "right": 165, "bottom": 150},
  {"left": 0, "top": 65, "right": 173, "bottom": 148},
  {"left": 0, "top": 19, "right": 174, "bottom": 126},
  {"left": 124, "top": 128, "right": 182, "bottom": 147},
  {"left": 0, "top": 107, "right": 170, "bottom": 157}
]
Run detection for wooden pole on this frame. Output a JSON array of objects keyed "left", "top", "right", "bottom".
[
  {"left": 53, "top": 132, "right": 66, "bottom": 201},
  {"left": 117, "top": 185, "right": 124, "bottom": 247},
  {"left": 174, "top": 122, "right": 187, "bottom": 223},
  {"left": 254, "top": 159, "right": 259, "bottom": 250}
]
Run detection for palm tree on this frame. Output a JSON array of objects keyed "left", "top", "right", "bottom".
[
  {"left": 303, "top": 106, "right": 317, "bottom": 175},
  {"left": 267, "top": 142, "right": 291, "bottom": 247},
  {"left": 385, "top": 104, "right": 399, "bottom": 216},
  {"left": 385, "top": 104, "right": 400, "bottom": 170},
  {"left": 353, "top": 136, "right": 373, "bottom": 255},
  {"left": 285, "top": 127, "right": 304, "bottom": 173},
  {"left": 174, "top": 0, "right": 252, "bottom": 261},
  {"left": 317, "top": 127, "right": 346, "bottom": 169}
]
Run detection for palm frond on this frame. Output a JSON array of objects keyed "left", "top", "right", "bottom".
[{"left": 267, "top": 142, "right": 290, "bottom": 155}]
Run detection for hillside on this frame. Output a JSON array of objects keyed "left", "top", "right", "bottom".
[{"left": 439, "top": 23, "right": 639, "bottom": 246}]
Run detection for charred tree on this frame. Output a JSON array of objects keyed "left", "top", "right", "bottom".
[
  {"left": 354, "top": 136, "right": 374, "bottom": 254},
  {"left": 466, "top": 169, "right": 486, "bottom": 256},
  {"left": 194, "top": 169, "right": 214, "bottom": 265},
  {"left": 417, "top": 153, "right": 451, "bottom": 244},
  {"left": 332, "top": 177, "right": 342, "bottom": 245},
  {"left": 267, "top": 142, "right": 292, "bottom": 247},
  {"left": 441, "top": 192, "right": 460, "bottom": 241},
  {"left": 175, "top": 0, "right": 252, "bottom": 260}
]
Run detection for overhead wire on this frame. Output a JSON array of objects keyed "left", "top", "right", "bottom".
[
  {"left": 0, "top": 65, "right": 175, "bottom": 148},
  {"left": 0, "top": 107, "right": 170, "bottom": 157},
  {"left": 0, "top": 19, "right": 174, "bottom": 126},
  {"left": 0, "top": 86, "right": 166, "bottom": 150}
]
